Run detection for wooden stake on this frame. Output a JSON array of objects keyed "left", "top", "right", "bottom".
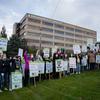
[{"left": 34, "top": 77, "right": 36, "bottom": 87}]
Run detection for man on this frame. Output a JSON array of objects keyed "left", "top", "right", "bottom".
[
  {"left": 0, "top": 53, "right": 4, "bottom": 92},
  {"left": 2, "top": 54, "right": 10, "bottom": 90}
]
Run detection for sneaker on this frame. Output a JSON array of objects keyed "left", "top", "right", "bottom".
[
  {"left": 9, "top": 89, "right": 12, "bottom": 92},
  {"left": 0, "top": 90, "right": 3, "bottom": 92},
  {"left": 4, "top": 88, "right": 8, "bottom": 91}
]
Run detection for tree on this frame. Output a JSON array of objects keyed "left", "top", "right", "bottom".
[
  {"left": 0, "top": 26, "right": 7, "bottom": 38},
  {"left": 7, "top": 34, "right": 27, "bottom": 57}
]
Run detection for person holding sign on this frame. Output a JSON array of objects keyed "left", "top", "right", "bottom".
[
  {"left": 0, "top": 54, "right": 4, "bottom": 92},
  {"left": 76, "top": 54, "right": 81, "bottom": 74},
  {"left": 88, "top": 50, "right": 96, "bottom": 70},
  {"left": 24, "top": 50, "right": 30, "bottom": 86}
]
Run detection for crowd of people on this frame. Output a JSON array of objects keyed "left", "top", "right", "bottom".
[{"left": 0, "top": 48, "right": 100, "bottom": 92}]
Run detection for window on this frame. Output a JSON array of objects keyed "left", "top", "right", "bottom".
[
  {"left": 55, "top": 36, "right": 64, "bottom": 40},
  {"left": 55, "top": 24, "right": 64, "bottom": 29},
  {"left": 66, "top": 27, "right": 74, "bottom": 31},
  {"left": 28, "top": 18, "right": 41, "bottom": 23},
  {"left": 55, "top": 30, "right": 64, "bottom": 35},
  {"left": 28, "top": 25, "right": 40, "bottom": 30},
  {"left": 42, "top": 27, "right": 53, "bottom": 33},
  {"left": 42, "top": 21, "right": 53, "bottom": 26},
  {"left": 65, "top": 32, "right": 73, "bottom": 36},
  {"left": 42, "top": 34, "right": 53, "bottom": 38}
]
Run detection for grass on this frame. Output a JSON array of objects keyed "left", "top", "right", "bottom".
[{"left": 0, "top": 70, "right": 100, "bottom": 100}]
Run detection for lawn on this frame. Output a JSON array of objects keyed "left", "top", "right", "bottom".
[{"left": 0, "top": 70, "right": 100, "bottom": 100}]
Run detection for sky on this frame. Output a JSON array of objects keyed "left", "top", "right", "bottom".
[{"left": 0, "top": 0, "right": 100, "bottom": 41}]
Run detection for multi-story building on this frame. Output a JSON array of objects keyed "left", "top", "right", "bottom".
[{"left": 13, "top": 13, "right": 97, "bottom": 50}]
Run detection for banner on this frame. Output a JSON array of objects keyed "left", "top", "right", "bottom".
[
  {"left": 46, "top": 62, "right": 53, "bottom": 73},
  {"left": 73, "top": 45, "right": 81, "bottom": 54},
  {"left": 63, "top": 60, "right": 68, "bottom": 71},
  {"left": 11, "top": 72, "right": 22, "bottom": 90},
  {"left": 96, "top": 55, "right": 100, "bottom": 64},
  {"left": 37, "top": 62, "right": 45, "bottom": 74},
  {"left": 69, "top": 57, "right": 76, "bottom": 68},
  {"left": 43, "top": 48, "right": 50, "bottom": 58},
  {"left": 18, "top": 48, "right": 23, "bottom": 58},
  {"left": 29, "top": 62, "right": 39, "bottom": 77},
  {"left": 56, "top": 59, "right": 63, "bottom": 72},
  {"left": 0, "top": 38, "right": 8, "bottom": 51}
]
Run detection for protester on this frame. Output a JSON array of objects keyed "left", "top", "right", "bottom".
[
  {"left": 2, "top": 54, "right": 10, "bottom": 90},
  {"left": 24, "top": 50, "right": 30, "bottom": 86},
  {"left": 76, "top": 54, "right": 81, "bottom": 74},
  {"left": 88, "top": 50, "right": 96, "bottom": 70},
  {"left": 0, "top": 54, "right": 4, "bottom": 92}
]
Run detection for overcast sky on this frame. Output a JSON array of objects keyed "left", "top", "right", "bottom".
[{"left": 0, "top": 0, "right": 100, "bottom": 41}]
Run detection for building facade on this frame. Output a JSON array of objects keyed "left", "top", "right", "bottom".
[{"left": 13, "top": 13, "right": 97, "bottom": 50}]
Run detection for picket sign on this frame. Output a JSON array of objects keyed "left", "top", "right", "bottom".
[
  {"left": 56, "top": 59, "right": 63, "bottom": 72},
  {"left": 11, "top": 71, "right": 22, "bottom": 90},
  {"left": 69, "top": 57, "right": 76, "bottom": 68},
  {"left": 0, "top": 38, "right": 8, "bottom": 51},
  {"left": 18, "top": 48, "right": 23, "bottom": 58},
  {"left": 73, "top": 45, "right": 81, "bottom": 54}
]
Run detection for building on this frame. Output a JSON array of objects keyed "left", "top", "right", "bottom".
[{"left": 13, "top": 13, "right": 97, "bottom": 50}]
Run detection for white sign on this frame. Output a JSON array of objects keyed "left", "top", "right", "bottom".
[
  {"left": 11, "top": 72, "right": 22, "bottom": 90},
  {"left": 52, "top": 48, "right": 57, "bottom": 56},
  {"left": 82, "top": 45, "right": 87, "bottom": 52},
  {"left": 82, "top": 57, "right": 87, "bottom": 66},
  {"left": 56, "top": 59, "right": 63, "bottom": 72},
  {"left": 29, "top": 62, "right": 39, "bottom": 77},
  {"left": 69, "top": 57, "right": 76, "bottom": 68},
  {"left": 89, "top": 44, "right": 95, "bottom": 51},
  {"left": 46, "top": 62, "right": 53, "bottom": 73},
  {"left": 18, "top": 48, "right": 23, "bottom": 58},
  {"left": 43, "top": 48, "right": 50, "bottom": 58},
  {"left": 0, "top": 38, "right": 8, "bottom": 51},
  {"left": 96, "top": 55, "right": 100, "bottom": 64},
  {"left": 63, "top": 60, "right": 68, "bottom": 71},
  {"left": 73, "top": 45, "right": 81, "bottom": 54},
  {"left": 37, "top": 62, "right": 45, "bottom": 74},
  {"left": 87, "top": 38, "right": 93, "bottom": 46}
]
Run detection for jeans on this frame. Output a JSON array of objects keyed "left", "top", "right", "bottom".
[
  {"left": 0, "top": 73, "right": 4, "bottom": 90},
  {"left": 4, "top": 72, "right": 9, "bottom": 89},
  {"left": 76, "top": 63, "right": 81, "bottom": 73}
]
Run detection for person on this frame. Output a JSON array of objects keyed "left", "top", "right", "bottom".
[
  {"left": 24, "top": 50, "right": 30, "bottom": 86},
  {"left": 53, "top": 49, "right": 61, "bottom": 79},
  {"left": 0, "top": 54, "right": 4, "bottom": 92},
  {"left": 2, "top": 54, "right": 10, "bottom": 90},
  {"left": 76, "top": 54, "right": 81, "bottom": 74},
  {"left": 88, "top": 50, "right": 96, "bottom": 70}
]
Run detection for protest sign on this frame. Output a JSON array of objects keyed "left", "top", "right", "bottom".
[
  {"left": 46, "top": 62, "right": 53, "bottom": 73},
  {"left": 37, "top": 61, "right": 45, "bottom": 74},
  {"left": 56, "top": 59, "right": 63, "bottom": 72},
  {"left": 11, "top": 71, "right": 22, "bottom": 90},
  {"left": 52, "top": 48, "right": 57, "bottom": 56},
  {"left": 82, "top": 45, "right": 87, "bottom": 52},
  {"left": 43, "top": 48, "right": 50, "bottom": 58},
  {"left": 87, "top": 38, "right": 93, "bottom": 46},
  {"left": 82, "top": 57, "right": 87, "bottom": 66},
  {"left": 73, "top": 45, "right": 81, "bottom": 54},
  {"left": 63, "top": 60, "right": 68, "bottom": 71},
  {"left": 0, "top": 38, "right": 8, "bottom": 51},
  {"left": 29, "top": 62, "right": 39, "bottom": 77},
  {"left": 18, "top": 48, "right": 23, "bottom": 58},
  {"left": 69, "top": 57, "right": 76, "bottom": 68},
  {"left": 96, "top": 55, "right": 100, "bottom": 64}
]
